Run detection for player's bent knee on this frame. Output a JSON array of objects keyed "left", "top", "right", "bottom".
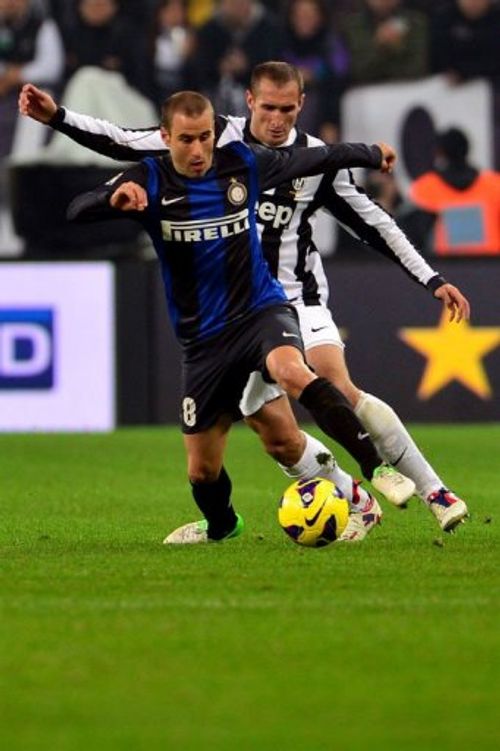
[{"left": 270, "top": 360, "right": 313, "bottom": 398}]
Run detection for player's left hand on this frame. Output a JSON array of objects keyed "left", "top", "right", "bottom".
[
  {"left": 376, "top": 142, "right": 397, "bottom": 173},
  {"left": 434, "top": 283, "right": 471, "bottom": 323}
]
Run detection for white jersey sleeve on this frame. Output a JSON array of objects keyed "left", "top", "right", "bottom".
[{"left": 52, "top": 109, "right": 246, "bottom": 160}]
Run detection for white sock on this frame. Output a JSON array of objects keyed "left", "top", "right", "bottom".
[
  {"left": 279, "top": 432, "right": 371, "bottom": 512},
  {"left": 355, "top": 392, "right": 443, "bottom": 500}
]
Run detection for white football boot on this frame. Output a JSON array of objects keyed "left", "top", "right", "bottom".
[
  {"left": 426, "top": 489, "right": 469, "bottom": 532},
  {"left": 338, "top": 494, "right": 383, "bottom": 542}
]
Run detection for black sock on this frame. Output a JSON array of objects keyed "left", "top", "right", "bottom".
[
  {"left": 190, "top": 467, "right": 238, "bottom": 540},
  {"left": 299, "top": 378, "right": 382, "bottom": 480}
]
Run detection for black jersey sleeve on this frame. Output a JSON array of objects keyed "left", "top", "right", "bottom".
[
  {"left": 67, "top": 163, "right": 149, "bottom": 223},
  {"left": 252, "top": 142, "right": 383, "bottom": 191}
]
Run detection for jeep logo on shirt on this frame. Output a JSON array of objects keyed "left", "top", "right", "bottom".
[{"left": 257, "top": 201, "right": 294, "bottom": 229}]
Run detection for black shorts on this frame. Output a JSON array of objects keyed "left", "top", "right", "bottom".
[{"left": 180, "top": 304, "right": 304, "bottom": 433}]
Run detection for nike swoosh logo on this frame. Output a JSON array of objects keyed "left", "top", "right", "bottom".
[
  {"left": 161, "top": 196, "right": 185, "bottom": 206},
  {"left": 305, "top": 501, "right": 326, "bottom": 527},
  {"left": 311, "top": 326, "right": 328, "bottom": 333},
  {"left": 357, "top": 431, "right": 370, "bottom": 440},
  {"left": 282, "top": 332, "right": 298, "bottom": 338},
  {"left": 392, "top": 447, "right": 407, "bottom": 466}
]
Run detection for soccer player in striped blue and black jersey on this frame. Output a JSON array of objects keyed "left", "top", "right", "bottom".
[
  {"left": 68, "top": 90, "right": 402, "bottom": 543},
  {"left": 20, "top": 65, "right": 471, "bottom": 537}
]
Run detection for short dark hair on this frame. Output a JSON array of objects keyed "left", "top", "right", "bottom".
[
  {"left": 437, "top": 128, "right": 469, "bottom": 163},
  {"left": 161, "top": 91, "right": 214, "bottom": 131},
  {"left": 250, "top": 61, "right": 304, "bottom": 96}
]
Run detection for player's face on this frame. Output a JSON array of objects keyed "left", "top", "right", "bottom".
[
  {"left": 162, "top": 110, "right": 215, "bottom": 178},
  {"left": 246, "top": 78, "right": 304, "bottom": 147}
]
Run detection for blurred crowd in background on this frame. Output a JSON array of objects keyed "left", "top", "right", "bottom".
[{"left": 2, "top": 0, "right": 500, "bottom": 257}]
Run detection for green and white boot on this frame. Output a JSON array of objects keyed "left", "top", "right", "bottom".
[
  {"left": 371, "top": 464, "right": 416, "bottom": 507},
  {"left": 163, "top": 514, "right": 244, "bottom": 544}
]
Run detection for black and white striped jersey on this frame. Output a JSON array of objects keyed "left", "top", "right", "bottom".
[{"left": 51, "top": 108, "right": 446, "bottom": 304}]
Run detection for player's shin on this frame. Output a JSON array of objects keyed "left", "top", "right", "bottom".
[
  {"left": 298, "top": 377, "right": 383, "bottom": 480},
  {"left": 355, "top": 392, "right": 443, "bottom": 499},
  {"left": 190, "top": 466, "right": 239, "bottom": 540}
]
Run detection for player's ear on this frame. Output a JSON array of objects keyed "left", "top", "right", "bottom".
[
  {"left": 245, "top": 89, "right": 254, "bottom": 111},
  {"left": 160, "top": 126, "right": 171, "bottom": 147},
  {"left": 297, "top": 93, "right": 305, "bottom": 113}
]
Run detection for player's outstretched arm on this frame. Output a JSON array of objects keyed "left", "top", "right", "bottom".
[
  {"left": 18, "top": 83, "right": 57, "bottom": 123},
  {"left": 254, "top": 141, "right": 393, "bottom": 191},
  {"left": 19, "top": 82, "right": 165, "bottom": 161},
  {"left": 318, "top": 169, "right": 455, "bottom": 296},
  {"left": 433, "top": 283, "right": 471, "bottom": 323}
]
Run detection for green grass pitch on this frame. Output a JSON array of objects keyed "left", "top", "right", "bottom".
[{"left": 1, "top": 424, "right": 499, "bottom": 751}]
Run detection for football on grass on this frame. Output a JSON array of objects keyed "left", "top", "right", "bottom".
[{"left": 278, "top": 478, "right": 349, "bottom": 547}]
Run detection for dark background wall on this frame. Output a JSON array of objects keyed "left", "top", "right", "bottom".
[{"left": 116, "top": 257, "right": 500, "bottom": 425}]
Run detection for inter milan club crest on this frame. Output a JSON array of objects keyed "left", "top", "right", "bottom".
[{"left": 227, "top": 179, "right": 247, "bottom": 205}]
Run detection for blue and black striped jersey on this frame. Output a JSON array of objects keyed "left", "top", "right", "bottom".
[{"left": 68, "top": 139, "right": 382, "bottom": 344}]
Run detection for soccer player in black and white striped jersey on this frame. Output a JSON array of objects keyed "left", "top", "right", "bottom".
[{"left": 19, "top": 63, "right": 470, "bottom": 535}]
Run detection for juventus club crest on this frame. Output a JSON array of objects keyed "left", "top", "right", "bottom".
[
  {"left": 290, "top": 177, "right": 305, "bottom": 199},
  {"left": 227, "top": 179, "right": 247, "bottom": 205}
]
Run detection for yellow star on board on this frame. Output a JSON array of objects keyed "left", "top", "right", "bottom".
[{"left": 399, "top": 311, "right": 500, "bottom": 400}]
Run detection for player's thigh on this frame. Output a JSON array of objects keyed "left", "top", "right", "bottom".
[
  {"left": 249, "top": 304, "right": 312, "bottom": 398},
  {"left": 183, "top": 415, "right": 232, "bottom": 483},
  {"left": 295, "top": 303, "right": 361, "bottom": 405},
  {"left": 181, "top": 343, "right": 245, "bottom": 434},
  {"left": 306, "top": 343, "right": 361, "bottom": 406},
  {"left": 244, "top": 394, "right": 305, "bottom": 463}
]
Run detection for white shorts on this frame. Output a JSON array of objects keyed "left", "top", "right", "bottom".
[
  {"left": 239, "top": 304, "right": 344, "bottom": 417},
  {"left": 295, "top": 303, "right": 344, "bottom": 351}
]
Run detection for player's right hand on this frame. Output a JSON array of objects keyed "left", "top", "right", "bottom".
[
  {"left": 376, "top": 142, "right": 397, "bottom": 173},
  {"left": 110, "top": 182, "right": 148, "bottom": 212},
  {"left": 18, "top": 83, "right": 57, "bottom": 123},
  {"left": 434, "top": 283, "right": 471, "bottom": 323}
]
